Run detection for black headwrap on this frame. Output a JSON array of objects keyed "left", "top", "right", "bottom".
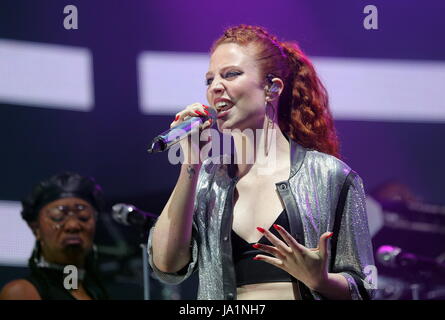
[{"left": 21, "top": 172, "right": 105, "bottom": 223}]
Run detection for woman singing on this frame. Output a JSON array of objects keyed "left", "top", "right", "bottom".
[{"left": 148, "top": 25, "right": 375, "bottom": 300}]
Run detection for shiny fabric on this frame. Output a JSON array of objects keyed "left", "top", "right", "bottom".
[{"left": 147, "top": 140, "right": 376, "bottom": 300}]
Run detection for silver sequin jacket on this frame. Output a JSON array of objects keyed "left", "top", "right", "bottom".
[{"left": 147, "top": 139, "right": 376, "bottom": 300}]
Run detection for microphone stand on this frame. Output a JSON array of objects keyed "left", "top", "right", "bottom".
[
  {"left": 138, "top": 222, "right": 151, "bottom": 300},
  {"left": 139, "top": 222, "right": 181, "bottom": 300},
  {"left": 124, "top": 211, "right": 181, "bottom": 300},
  {"left": 141, "top": 242, "right": 150, "bottom": 300}
]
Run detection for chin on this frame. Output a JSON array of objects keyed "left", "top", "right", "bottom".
[
  {"left": 221, "top": 122, "right": 257, "bottom": 135},
  {"left": 63, "top": 245, "right": 84, "bottom": 254},
  {"left": 217, "top": 117, "right": 243, "bottom": 131}
]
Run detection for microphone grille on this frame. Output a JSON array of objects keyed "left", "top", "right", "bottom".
[
  {"left": 111, "top": 203, "right": 134, "bottom": 226},
  {"left": 207, "top": 107, "right": 217, "bottom": 120}
]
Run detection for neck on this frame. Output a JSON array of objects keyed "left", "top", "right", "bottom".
[
  {"left": 37, "top": 255, "right": 86, "bottom": 280},
  {"left": 231, "top": 115, "right": 290, "bottom": 178},
  {"left": 41, "top": 248, "right": 86, "bottom": 268}
]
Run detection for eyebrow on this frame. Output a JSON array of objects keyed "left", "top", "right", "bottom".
[{"left": 205, "top": 65, "right": 241, "bottom": 78}]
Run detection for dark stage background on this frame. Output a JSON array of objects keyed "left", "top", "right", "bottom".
[{"left": 0, "top": 0, "right": 444, "bottom": 300}]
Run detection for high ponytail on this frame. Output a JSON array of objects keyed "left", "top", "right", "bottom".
[{"left": 279, "top": 42, "right": 340, "bottom": 158}]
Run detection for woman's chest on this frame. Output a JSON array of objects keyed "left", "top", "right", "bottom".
[{"left": 231, "top": 177, "right": 287, "bottom": 243}]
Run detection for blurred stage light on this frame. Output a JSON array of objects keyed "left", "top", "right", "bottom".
[
  {"left": 0, "top": 200, "right": 34, "bottom": 266},
  {"left": 0, "top": 39, "right": 94, "bottom": 111},
  {"left": 137, "top": 51, "right": 445, "bottom": 123}
]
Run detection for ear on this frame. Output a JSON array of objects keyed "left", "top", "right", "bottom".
[
  {"left": 265, "top": 77, "right": 284, "bottom": 102},
  {"left": 29, "top": 221, "right": 40, "bottom": 239}
]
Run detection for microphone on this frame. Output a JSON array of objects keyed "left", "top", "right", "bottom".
[
  {"left": 377, "top": 245, "right": 445, "bottom": 276},
  {"left": 112, "top": 203, "right": 157, "bottom": 227},
  {"left": 147, "top": 107, "right": 217, "bottom": 153}
]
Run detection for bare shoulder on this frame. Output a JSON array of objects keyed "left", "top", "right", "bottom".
[{"left": 0, "top": 279, "right": 41, "bottom": 300}]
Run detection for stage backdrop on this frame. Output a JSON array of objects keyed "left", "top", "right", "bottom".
[{"left": 0, "top": 0, "right": 444, "bottom": 299}]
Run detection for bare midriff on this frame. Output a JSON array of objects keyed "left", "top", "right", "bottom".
[{"left": 237, "top": 282, "right": 301, "bottom": 300}]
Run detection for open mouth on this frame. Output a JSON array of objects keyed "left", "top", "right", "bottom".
[{"left": 215, "top": 100, "right": 233, "bottom": 112}]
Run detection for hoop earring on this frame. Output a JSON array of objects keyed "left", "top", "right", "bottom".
[
  {"left": 92, "top": 244, "right": 98, "bottom": 261},
  {"left": 32, "top": 241, "right": 41, "bottom": 265},
  {"left": 264, "top": 99, "right": 276, "bottom": 157}
]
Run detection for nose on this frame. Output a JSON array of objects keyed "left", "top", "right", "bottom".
[
  {"left": 63, "top": 215, "right": 82, "bottom": 233},
  {"left": 209, "top": 77, "right": 225, "bottom": 97}
]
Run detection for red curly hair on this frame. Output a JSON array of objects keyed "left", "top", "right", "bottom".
[{"left": 211, "top": 25, "right": 340, "bottom": 159}]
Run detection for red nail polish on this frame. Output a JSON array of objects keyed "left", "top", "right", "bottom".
[
  {"left": 326, "top": 232, "right": 334, "bottom": 239},
  {"left": 252, "top": 243, "right": 260, "bottom": 249},
  {"left": 202, "top": 104, "right": 209, "bottom": 109},
  {"left": 204, "top": 110, "right": 210, "bottom": 115},
  {"left": 195, "top": 111, "right": 203, "bottom": 116},
  {"left": 175, "top": 115, "right": 179, "bottom": 121},
  {"left": 256, "top": 227, "right": 265, "bottom": 233},
  {"left": 273, "top": 224, "right": 281, "bottom": 231},
  {"left": 253, "top": 256, "right": 262, "bottom": 261}
]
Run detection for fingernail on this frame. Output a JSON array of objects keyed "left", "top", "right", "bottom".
[
  {"left": 175, "top": 115, "right": 179, "bottom": 121},
  {"left": 204, "top": 110, "right": 210, "bottom": 115},
  {"left": 252, "top": 243, "right": 260, "bottom": 249},
  {"left": 253, "top": 256, "right": 262, "bottom": 261},
  {"left": 256, "top": 227, "right": 265, "bottom": 233},
  {"left": 202, "top": 104, "right": 209, "bottom": 109},
  {"left": 273, "top": 224, "right": 281, "bottom": 231},
  {"left": 195, "top": 111, "right": 203, "bottom": 116},
  {"left": 327, "top": 232, "right": 334, "bottom": 239}
]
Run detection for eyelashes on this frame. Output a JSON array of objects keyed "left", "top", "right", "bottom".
[
  {"left": 205, "top": 71, "right": 243, "bottom": 86},
  {"left": 225, "top": 71, "right": 243, "bottom": 78}
]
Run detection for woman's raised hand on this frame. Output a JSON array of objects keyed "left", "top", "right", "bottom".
[
  {"left": 253, "top": 225, "right": 334, "bottom": 292},
  {"left": 170, "top": 103, "right": 213, "bottom": 165}
]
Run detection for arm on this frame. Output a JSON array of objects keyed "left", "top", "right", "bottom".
[
  {"left": 151, "top": 163, "right": 201, "bottom": 273},
  {"left": 150, "top": 102, "right": 212, "bottom": 274},
  {"left": 311, "top": 272, "right": 352, "bottom": 300}
]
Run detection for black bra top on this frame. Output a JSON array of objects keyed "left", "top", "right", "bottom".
[{"left": 231, "top": 210, "right": 298, "bottom": 286}]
